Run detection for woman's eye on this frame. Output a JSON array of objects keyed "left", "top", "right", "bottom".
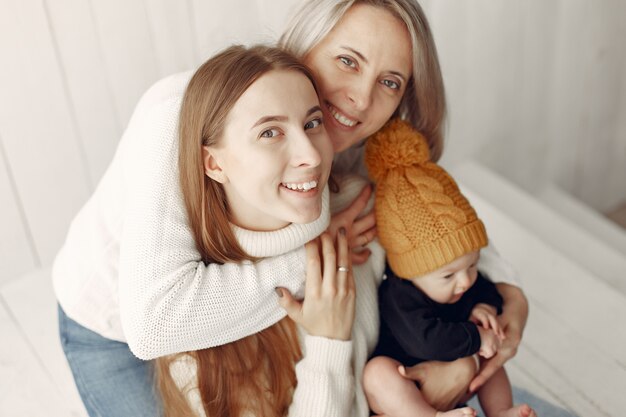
[
  {"left": 382, "top": 79, "right": 400, "bottom": 90},
  {"left": 304, "top": 117, "right": 323, "bottom": 130},
  {"left": 260, "top": 128, "right": 280, "bottom": 138},
  {"left": 339, "top": 56, "right": 356, "bottom": 68}
]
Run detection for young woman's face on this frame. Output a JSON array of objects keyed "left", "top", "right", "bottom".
[
  {"left": 206, "top": 70, "right": 333, "bottom": 231},
  {"left": 410, "top": 251, "right": 480, "bottom": 304},
  {"left": 303, "top": 4, "right": 413, "bottom": 153}
]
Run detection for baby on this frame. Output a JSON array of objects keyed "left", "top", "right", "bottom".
[{"left": 362, "top": 119, "right": 535, "bottom": 417}]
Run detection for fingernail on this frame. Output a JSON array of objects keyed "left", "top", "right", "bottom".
[
  {"left": 339, "top": 227, "right": 346, "bottom": 236},
  {"left": 275, "top": 288, "right": 283, "bottom": 298}
]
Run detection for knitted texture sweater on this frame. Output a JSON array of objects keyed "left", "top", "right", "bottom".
[
  {"left": 170, "top": 174, "right": 385, "bottom": 417},
  {"left": 52, "top": 70, "right": 330, "bottom": 360},
  {"left": 52, "top": 70, "right": 519, "bottom": 363}
]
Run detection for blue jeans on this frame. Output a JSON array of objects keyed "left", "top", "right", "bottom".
[
  {"left": 58, "top": 305, "right": 162, "bottom": 417},
  {"left": 467, "top": 386, "right": 579, "bottom": 417}
]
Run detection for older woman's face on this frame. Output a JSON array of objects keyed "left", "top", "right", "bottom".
[{"left": 303, "top": 4, "right": 412, "bottom": 153}]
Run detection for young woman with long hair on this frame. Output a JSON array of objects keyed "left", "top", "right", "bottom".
[{"left": 155, "top": 44, "right": 380, "bottom": 417}]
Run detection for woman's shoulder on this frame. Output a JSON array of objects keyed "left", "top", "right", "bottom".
[
  {"left": 122, "top": 70, "right": 194, "bottom": 144},
  {"left": 136, "top": 70, "right": 194, "bottom": 110}
]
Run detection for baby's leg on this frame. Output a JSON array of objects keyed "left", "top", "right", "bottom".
[
  {"left": 363, "top": 356, "right": 475, "bottom": 417},
  {"left": 477, "top": 368, "right": 536, "bottom": 417},
  {"left": 417, "top": 356, "right": 478, "bottom": 410}
]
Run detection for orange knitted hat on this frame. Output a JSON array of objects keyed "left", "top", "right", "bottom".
[{"left": 364, "top": 118, "right": 488, "bottom": 279}]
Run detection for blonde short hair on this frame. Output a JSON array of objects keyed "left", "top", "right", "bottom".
[{"left": 279, "top": 0, "right": 446, "bottom": 161}]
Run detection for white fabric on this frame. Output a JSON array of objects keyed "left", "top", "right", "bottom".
[
  {"left": 170, "top": 174, "right": 386, "bottom": 417},
  {"left": 52, "top": 70, "right": 520, "bottom": 365},
  {"left": 52, "top": 71, "right": 329, "bottom": 359}
]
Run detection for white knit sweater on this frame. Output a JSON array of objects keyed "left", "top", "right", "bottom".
[
  {"left": 52, "top": 70, "right": 519, "bottom": 362},
  {"left": 170, "top": 174, "right": 385, "bottom": 417},
  {"left": 52, "top": 71, "right": 330, "bottom": 359}
]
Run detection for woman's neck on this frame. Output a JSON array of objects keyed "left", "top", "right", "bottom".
[{"left": 230, "top": 186, "right": 330, "bottom": 258}]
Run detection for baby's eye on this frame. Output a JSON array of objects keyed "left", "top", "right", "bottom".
[
  {"left": 382, "top": 79, "right": 400, "bottom": 90},
  {"left": 304, "top": 117, "right": 323, "bottom": 130},
  {"left": 443, "top": 273, "right": 454, "bottom": 279},
  {"left": 339, "top": 56, "right": 356, "bottom": 68},
  {"left": 260, "top": 128, "right": 281, "bottom": 138}
]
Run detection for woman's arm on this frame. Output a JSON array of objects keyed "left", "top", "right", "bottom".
[
  {"left": 469, "top": 241, "right": 528, "bottom": 391},
  {"left": 378, "top": 277, "right": 482, "bottom": 362},
  {"left": 400, "top": 265, "right": 529, "bottom": 402},
  {"left": 468, "top": 282, "right": 528, "bottom": 392},
  {"left": 288, "top": 336, "right": 355, "bottom": 417},
  {"left": 117, "top": 74, "right": 323, "bottom": 360}
]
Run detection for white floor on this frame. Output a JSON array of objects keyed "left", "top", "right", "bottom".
[
  {"left": 1, "top": 269, "right": 87, "bottom": 417},
  {"left": 2, "top": 164, "right": 625, "bottom": 417}
]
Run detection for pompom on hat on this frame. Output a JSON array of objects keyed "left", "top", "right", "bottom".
[{"left": 364, "top": 118, "right": 488, "bottom": 279}]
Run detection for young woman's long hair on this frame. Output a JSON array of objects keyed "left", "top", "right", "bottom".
[
  {"left": 280, "top": 0, "right": 447, "bottom": 162},
  {"left": 156, "top": 45, "right": 318, "bottom": 417}
]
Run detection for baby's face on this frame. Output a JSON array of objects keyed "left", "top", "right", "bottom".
[{"left": 410, "top": 251, "right": 480, "bottom": 304}]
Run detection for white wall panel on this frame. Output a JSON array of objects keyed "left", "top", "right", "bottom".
[
  {"left": 1, "top": 0, "right": 625, "bottom": 275},
  {"left": 428, "top": 0, "right": 625, "bottom": 212},
  {"left": 545, "top": 1, "right": 587, "bottom": 195},
  {"left": 90, "top": 0, "right": 159, "bottom": 127},
  {"left": 515, "top": 1, "right": 560, "bottom": 187},
  {"left": 473, "top": 1, "right": 560, "bottom": 190},
  {"left": 609, "top": 12, "right": 626, "bottom": 212},
  {"left": 0, "top": 143, "right": 37, "bottom": 284},
  {"left": 143, "top": 0, "right": 197, "bottom": 76},
  {"left": 426, "top": 0, "right": 473, "bottom": 165},
  {"left": 0, "top": 0, "right": 90, "bottom": 267},
  {"left": 191, "top": 0, "right": 289, "bottom": 60},
  {"left": 45, "top": 0, "right": 121, "bottom": 186},
  {"left": 459, "top": 1, "right": 525, "bottom": 165},
  {"left": 255, "top": 0, "right": 301, "bottom": 41},
  {"left": 570, "top": 1, "right": 626, "bottom": 211},
  {"left": 544, "top": 0, "right": 624, "bottom": 212}
]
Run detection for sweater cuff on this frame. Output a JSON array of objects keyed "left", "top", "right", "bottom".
[{"left": 302, "top": 335, "right": 353, "bottom": 375}]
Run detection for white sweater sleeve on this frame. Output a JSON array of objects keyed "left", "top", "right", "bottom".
[
  {"left": 117, "top": 76, "right": 311, "bottom": 360},
  {"left": 288, "top": 336, "right": 355, "bottom": 417}
]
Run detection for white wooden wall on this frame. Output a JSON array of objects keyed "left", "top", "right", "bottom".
[
  {"left": 1, "top": 0, "right": 625, "bottom": 284},
  {"left": 426, "top": 0, "right": 626, "bottom": 216}
]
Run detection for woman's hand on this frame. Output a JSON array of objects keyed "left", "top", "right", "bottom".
[
  {"left": 277, "top": 230, "right": 356, "bottom": 340},
  {"left": 477, "top": 327, "right": 500, "bottom": 359},
  {"left": 327, "top": 184, "right": 377, "bottom": 265},
  {"left": 468, "top": 283, "right": 528, "bottom": 393},
  {"left": 399, "top": 356, "right": 477, "bottom": 411}
]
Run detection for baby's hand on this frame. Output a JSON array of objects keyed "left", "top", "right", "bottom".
[
  {"left": 477, "top": 326, "right": 501, "bottom": 359},
  {"left": 470, "top": 303, "right": 505, "bottom": 340}
]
